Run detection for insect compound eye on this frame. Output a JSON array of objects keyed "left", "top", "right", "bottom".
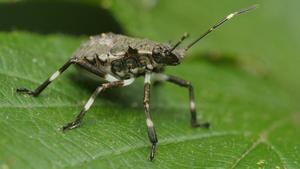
[
  {"left": 152, "top": 46, "right": 161, "bottom": 56},
  {"left": 152, "top": 46, "right": 163, "bottom": 63}
]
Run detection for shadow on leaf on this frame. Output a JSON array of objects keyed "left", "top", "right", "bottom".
[{"left": 0, "top": 1, "right": 123, "bottom": 35}]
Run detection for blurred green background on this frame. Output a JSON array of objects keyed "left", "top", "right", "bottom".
[{"left": 0, "top": 0, "right": 299, "bottom": 169}]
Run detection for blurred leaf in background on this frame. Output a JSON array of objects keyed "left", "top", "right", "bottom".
[{"left": 0, "top": 0, "right": 299, "bottom": 169}]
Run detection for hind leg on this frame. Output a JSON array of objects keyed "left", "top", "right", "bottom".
[{"left": 16, "top": 59, "right": 74, "bottom": 96}]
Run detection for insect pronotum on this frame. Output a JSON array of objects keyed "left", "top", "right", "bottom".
[{"left": 17, "top": 5, "right": 257, "bottom": 160}]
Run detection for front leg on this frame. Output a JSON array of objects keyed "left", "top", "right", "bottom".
[
  {"left": 143, "top": 71, "right": 158, "bottom": 161},
  {"left": 153, "top": 74, "right": 210, "bottom": 128}
]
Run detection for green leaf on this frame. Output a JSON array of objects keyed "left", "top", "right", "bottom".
[{"left": 1, "top": 0, "right": 300, "bottom": 169}]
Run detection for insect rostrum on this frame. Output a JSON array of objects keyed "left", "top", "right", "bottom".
[{"left": 16, "top": 5, "right": 257, "bottom": 161}]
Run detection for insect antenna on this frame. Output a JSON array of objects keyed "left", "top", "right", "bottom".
[
  {"left": 169, "top": 32, "right": 190, "bottom": 52},
  {"left": 185, "top": 5, "right": 258, "bottom": 51}
]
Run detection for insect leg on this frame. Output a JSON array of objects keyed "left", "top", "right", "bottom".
[
  {"left": 153, "top": 74, "right": 210, "bottom": 128},
  {"left": 75, "top": 59, "right": 107, "bottom": 78},
  {"left": 62, "top": 78, "right": 135, "bottom": 131},
  {"left": 16, "top": 57, "right": 110, "bottom": 97},
  {"left": 143, "top": 72, "right": 158, "bottom": 161},
  {"left": 16, "top": 59, "right": 74, "bottom": 97}
]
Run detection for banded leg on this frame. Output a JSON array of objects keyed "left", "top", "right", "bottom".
[
  {"left": 16, "top": 58, "right": 109, "bottom": 97},
  {"left": 153, "top": 74, "right": 209, "bottom": 128},
  {"left": 144, "top": 72, "right": 158, "bottom": 161},
  {"left": 16, "top": 59, "right": 74, "bottom": 96},
  {"left": 62, "top": 78, "right": 135, "bottom": 131}
]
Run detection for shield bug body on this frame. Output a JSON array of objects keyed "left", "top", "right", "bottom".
[{"left": 17, "top": 6, "right": 257, "bottom": 160}]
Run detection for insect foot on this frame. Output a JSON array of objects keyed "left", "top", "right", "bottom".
[
  {"left": 16, "top": 88, "right": 37, "bottom": 96},
  {"left": 62, "top": 119, "right": 82, "bottom": 131},
  {"left": 191, "top": 120, "right": 210, "bottom": 129},
  {"left": 149, "top": 143, "right": 156, "bottom": 161}
]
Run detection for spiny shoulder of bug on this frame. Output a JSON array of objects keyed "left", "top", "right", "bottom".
[{"left": 109, "top": 32, "right": 187, "bottom": 67}]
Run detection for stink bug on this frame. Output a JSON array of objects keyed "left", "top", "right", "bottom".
[{"left": 16, "top": 5, "right": 257, "bottom": 160}]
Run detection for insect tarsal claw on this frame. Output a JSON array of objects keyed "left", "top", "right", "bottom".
[
  {"left": 62, "top": 120, "right": 82, "bottom": 132},
  {"left": 191, "top": 121, "right": 210, "bottom": 129},
  {"left": 149, "top": 144, "right": 157, "bottom": 161},
  {"left": 16, "top": 88, "right": 36, "bottom": 96}
]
